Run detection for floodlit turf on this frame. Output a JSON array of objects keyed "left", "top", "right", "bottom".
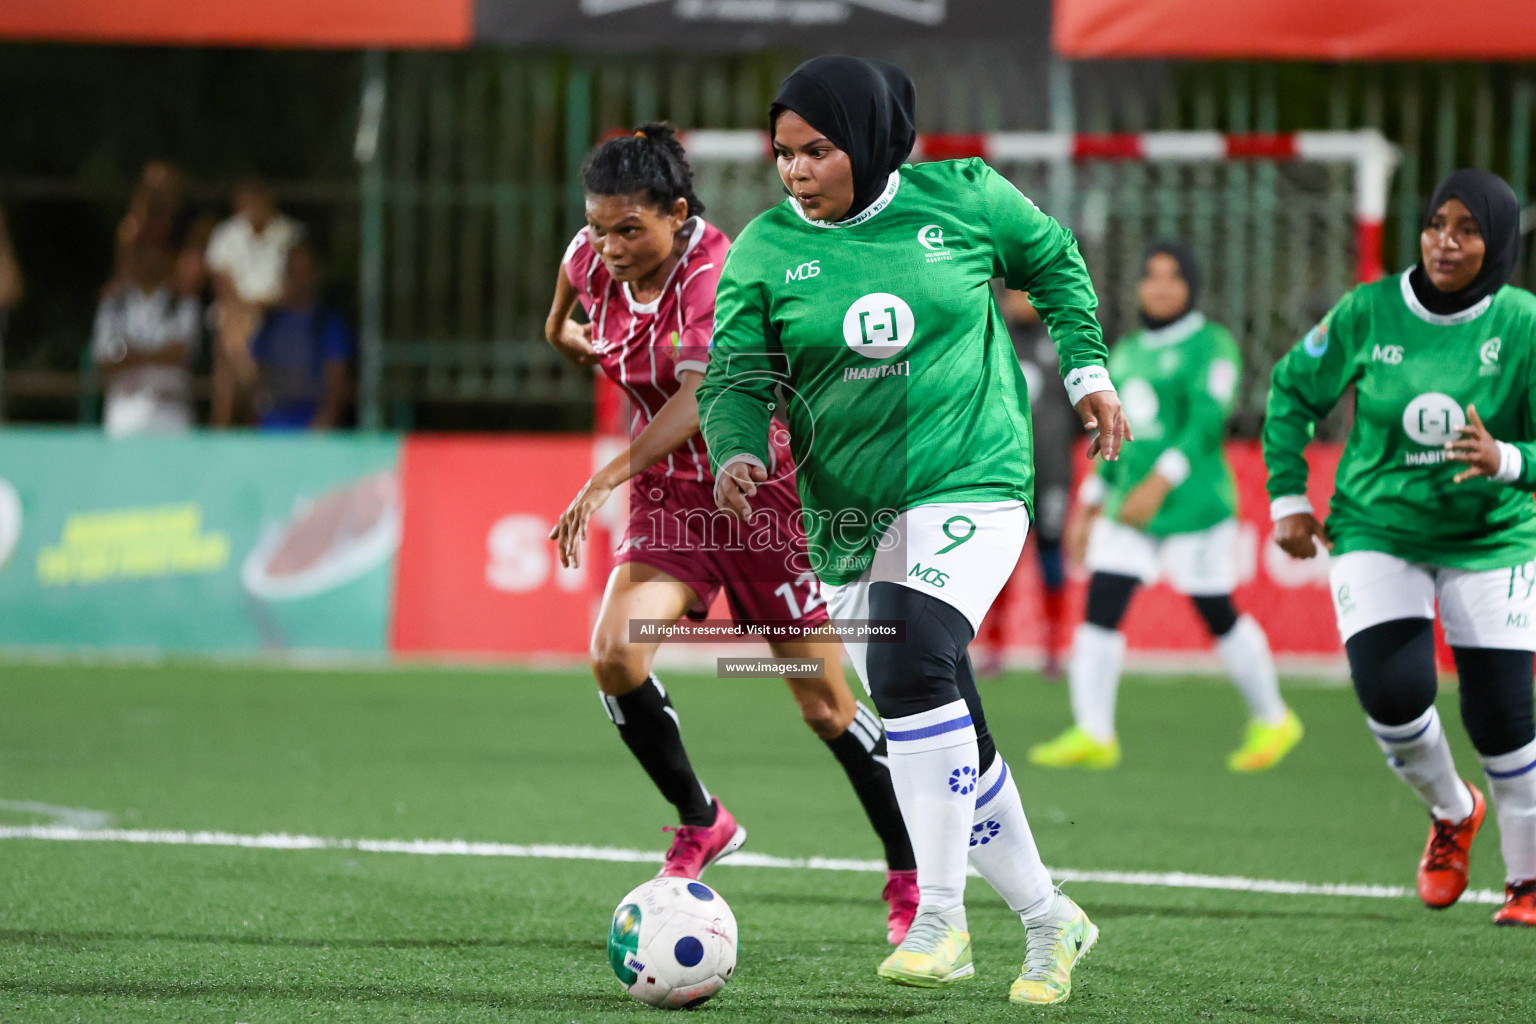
[{"left": 1, "top": 660, "right": 1533, "bottom": 1023}]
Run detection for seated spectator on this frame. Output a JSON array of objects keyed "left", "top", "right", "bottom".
[
  {"left": 91, "top": 245, "right": 199, "bottom": 437},
  {"left": 206, "top": 176, "right": 301, "bottom": 427},
  {"left": 247, "top": 241, "right": 353, "bottom": 430}
]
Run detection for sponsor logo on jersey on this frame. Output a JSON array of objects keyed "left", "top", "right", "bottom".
[
  {"left": 842, "top": 360, "right": 910, "bottom": 383},
  {"left": 1302, "top": 323, "right": 1329, "bottom": 357},
  {"left": 1372, "top": 344, "right": 1404, "bottom": 365},
  {"left": 917, "top": 224, "right": 953, "bottom": 263},
  {"left": 908, "top": 562, "right": 949, "bottom": 588},
  {"left": 1401, "top": 392, "right": 1464, "bottom": 464},
  {"left": 785, "top": 260, "right": 820, "bottom": 283},
  {"left": 1481, "top": 337, "right": 1503, "bottom": 376},
  {"left": 842, "top": 292, "right": 915, "bottom": 359}
]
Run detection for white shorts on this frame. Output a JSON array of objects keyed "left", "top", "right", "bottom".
[
  {"left": 1085, "top": 517, "right": 1239, "bottom": 596},
  {"left": 1329, "top": 549, "right": 1536, "bottom": 650},
  {"left": 820, "top": 500, "right": 1029, "bottom": 694}
]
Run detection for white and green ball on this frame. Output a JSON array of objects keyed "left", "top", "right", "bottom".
[{"left": 607, "top": 877, "right": 738, "bottom": 1009}]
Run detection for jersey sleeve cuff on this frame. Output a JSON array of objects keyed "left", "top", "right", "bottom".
[
  {"left": 1494, "top": 441, "right": 1524, "bottom": 483},
  {"left": 673, "top": 360, "right": 708, "bottom": 377},
  {"left": 1154, "top": 448, "right": 1192, "bottom": 488},
  {"left": 1063, "top": 365, "right": 1115, "bottom": 407},
  {"left": 1077, "top": 473, "right": 1106, "bottom": 506},
  {"left": 1269, "top": 494, "right": 1314, "bottom": 522}
]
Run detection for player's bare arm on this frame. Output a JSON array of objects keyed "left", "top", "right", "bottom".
[
  {"left": 550, "top": 371, "right": 707, "bottom": 569},
  {"left": 544, "top": 270, "right": 600, "bottom": 366}
]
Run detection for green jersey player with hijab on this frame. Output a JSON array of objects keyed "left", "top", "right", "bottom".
[
  {"left": 1028, "top": 243, "right": 1300, "bottom": 773},
  {"left": 1265, "top": 169, "right": 1536, "bottom": 927},
  {"left": 696, "top": 55, "right": 1132, "bottom": 1005}
]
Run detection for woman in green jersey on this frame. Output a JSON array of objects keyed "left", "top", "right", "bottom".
[
  {"left": 1265, "top": 169, "right": 1536, "bottom": 927},
  {"left": 1029, "top": 243, "right": 1302, "bottom": 773},
  {"left": 696, "top": 55, "right": 1131, "bottom": 1005}
]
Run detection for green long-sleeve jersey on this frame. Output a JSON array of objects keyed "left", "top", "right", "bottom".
[
  {"left": 1263, "top": 271, "right": 1536, "bottom": 569},
  {"left": 1093, "top": 313, "right": 1240, "bottom": 536},
  {"left": 696, "top": 158, "right": 1108, "bottom": 584}
]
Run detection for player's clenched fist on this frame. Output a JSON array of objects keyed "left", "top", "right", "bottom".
[{"left": 1274, "top": 512, "right": 1332, "bottom": 559}]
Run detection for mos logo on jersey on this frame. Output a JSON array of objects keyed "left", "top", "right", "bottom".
[{"left": 843, "top": 293, "right": 915, "bottom": 360}]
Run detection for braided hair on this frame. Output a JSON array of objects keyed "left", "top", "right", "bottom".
[{"left": 580, "top": 122, "right": 706, "bottom": 218}]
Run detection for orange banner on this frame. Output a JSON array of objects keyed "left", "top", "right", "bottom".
[
  {"left": 1054, "top": 0, "right": 1536, "bottom": 59},
  {"left": 0, "top": 0, "right": 472, "bottom": 48}
]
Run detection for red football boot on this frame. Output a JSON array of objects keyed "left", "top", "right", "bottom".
[
  {"left": 882, "top": 869, "right": 919, "bottom": 944},
  {"left": 657, "top": 799, "right": 747, "bottom": 880},
  {"left": 1493, "top": 878, "right": 1536, "bottom": 927},
  {"left": 1418, "top": 782, "right": 1486, "bottom": 909}
]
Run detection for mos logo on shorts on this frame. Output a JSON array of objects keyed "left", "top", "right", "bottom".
[{"left": 843, "top": 292, "right": 914, "bottom": 360}]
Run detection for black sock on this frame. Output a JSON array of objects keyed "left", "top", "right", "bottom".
[
  {"left": 824, "top": 703, "right": 917, "bottom": 872},
  {"left": 605, "top": 676, "right": 715, "bottom": 827}
]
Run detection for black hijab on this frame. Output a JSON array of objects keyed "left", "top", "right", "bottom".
[
  {"left": 1139, "top": 241, "right": 1201, "bottom": 331},
  {"left": 769, "top": 55, "right": 917, "bottom": 222},
  {"left": 1409, "top": 168, "right": 1520, "bottom": 316}
]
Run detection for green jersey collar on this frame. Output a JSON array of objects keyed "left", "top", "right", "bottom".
[
  {"left": 1399, "top": 269, "right": 1493, "bottom": 326},
  {"left": 789, "top": 171, "right": 901, "bottom": 229},
  {"left": 1140, "top": 311, "right": 1206, "bottom": 348}
]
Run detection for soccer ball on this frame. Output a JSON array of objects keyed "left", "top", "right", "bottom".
[{"left": 607, "top": 877, "right": 738, "bottom": 1009}]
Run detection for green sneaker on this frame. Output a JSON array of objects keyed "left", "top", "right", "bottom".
[
  {"left": 877, "top": 904, "right": 974, "bottom": 988},
  {"left": 1009, "top": 893, "right": 1098, "bottom": 1005},
  {"left": 1027, "top": 726, "right": 1121, "bottom": 770}
]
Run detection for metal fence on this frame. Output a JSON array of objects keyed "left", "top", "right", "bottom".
[{"left": 356, "top": 53, "right": 1536, "bottom": 432}]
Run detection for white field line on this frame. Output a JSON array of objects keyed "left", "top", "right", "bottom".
[{"left": 0, "top": 825, "right": 1502, "bottom": 906}]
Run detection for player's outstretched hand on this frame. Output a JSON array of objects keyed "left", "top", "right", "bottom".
[
  {"left": 550, "top": 320, "right": 601, "bottom": 367},
  {"left": 1078, "top": 391, "right": 1133, "bottom": 461},
  {"left": 548, "top": 474, "right": 615, "bottom": 569},
  {"left": 1446, "top": 404, "right": 1501, "bottom": 484},
  {"left": 1274, "top": 513, "right": 1332, "bottom": 559},
  {"left": 715, "top": 461, "right": 767, "bottom": 520}
]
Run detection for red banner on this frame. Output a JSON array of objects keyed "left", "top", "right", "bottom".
[
  {"left": 988, "top": 440, "right": 1343, "bottom": 664},
  {"left": 391, "top": 435, "right": 597, "bottom": 659},
  {"left": 0, "top": 0, "right": 472, "bottom": 48},
  {"left": 1053, "top": 0, "right": 1536, "bottom": 60},
  {"left": 389, "top": 434, "right": 1346, "bottom": 665}
]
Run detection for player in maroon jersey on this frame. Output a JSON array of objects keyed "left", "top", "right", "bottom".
[{"left": 544, "top": 124, "right": 917, "bottom": 942}]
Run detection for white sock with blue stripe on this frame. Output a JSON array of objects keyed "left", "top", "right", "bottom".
[
  {"left": 883, "top": 699, "right": 978, "bottom": 910},
  {"left": 1369, "top": 708, "right": 1473, "bottom": 822},
  {"left": 968, "top": 757, "right": 1056, "bottom": 922},
  {"left": 1481, "top": 738, "right": 1536, "bottom": 883}
]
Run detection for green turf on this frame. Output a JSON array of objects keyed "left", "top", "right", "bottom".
[{"left": 1, "top": 661, "right": 1533, "bottom": 1023}]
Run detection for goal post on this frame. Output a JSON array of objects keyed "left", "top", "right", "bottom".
[{"left": 679, "top": 128, "right": 1400, "bottom": 432}]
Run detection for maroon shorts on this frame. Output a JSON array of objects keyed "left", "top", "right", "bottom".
[{"left": 615, "top": 467, "right": 829, "bottom": 628}]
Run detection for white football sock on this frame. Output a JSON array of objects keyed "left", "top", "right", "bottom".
[
  {"left": 884, "top": 699, "right": 979, "bottom": 910},
  {"left": 1215, "top": 614, "right": 1288, "bottom": 725},
  {"left": 1369, "top": 708, "right": 1474, "bottom": 822},
  {"left": 1480, "top": 739, "right": 1536, "bottom": 884},
  {"left": 1069, "top": 623, "right": 1124, "bottom": 742},
  {"left": 968, "top": 757, "right": 1056, "bottom": 922}
]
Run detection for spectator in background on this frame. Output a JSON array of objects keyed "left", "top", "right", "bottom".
[
  {"left": 0, "top": 205, "right": 21, "bottom": 327},
  {"left": 91, "top": 243, "right": 198, "bottom": 437},
  {"left": 111, "top": 160, "right": 211, "bottom": 301},
  {"left": 245, "top": 240, "right": 352, "bottom": 430},
  {"left": 206, "top": 176, "right": 301, "bottom": 427},
  {"left": 0, "top": 206, "right": 22, "bottom": 422}
]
